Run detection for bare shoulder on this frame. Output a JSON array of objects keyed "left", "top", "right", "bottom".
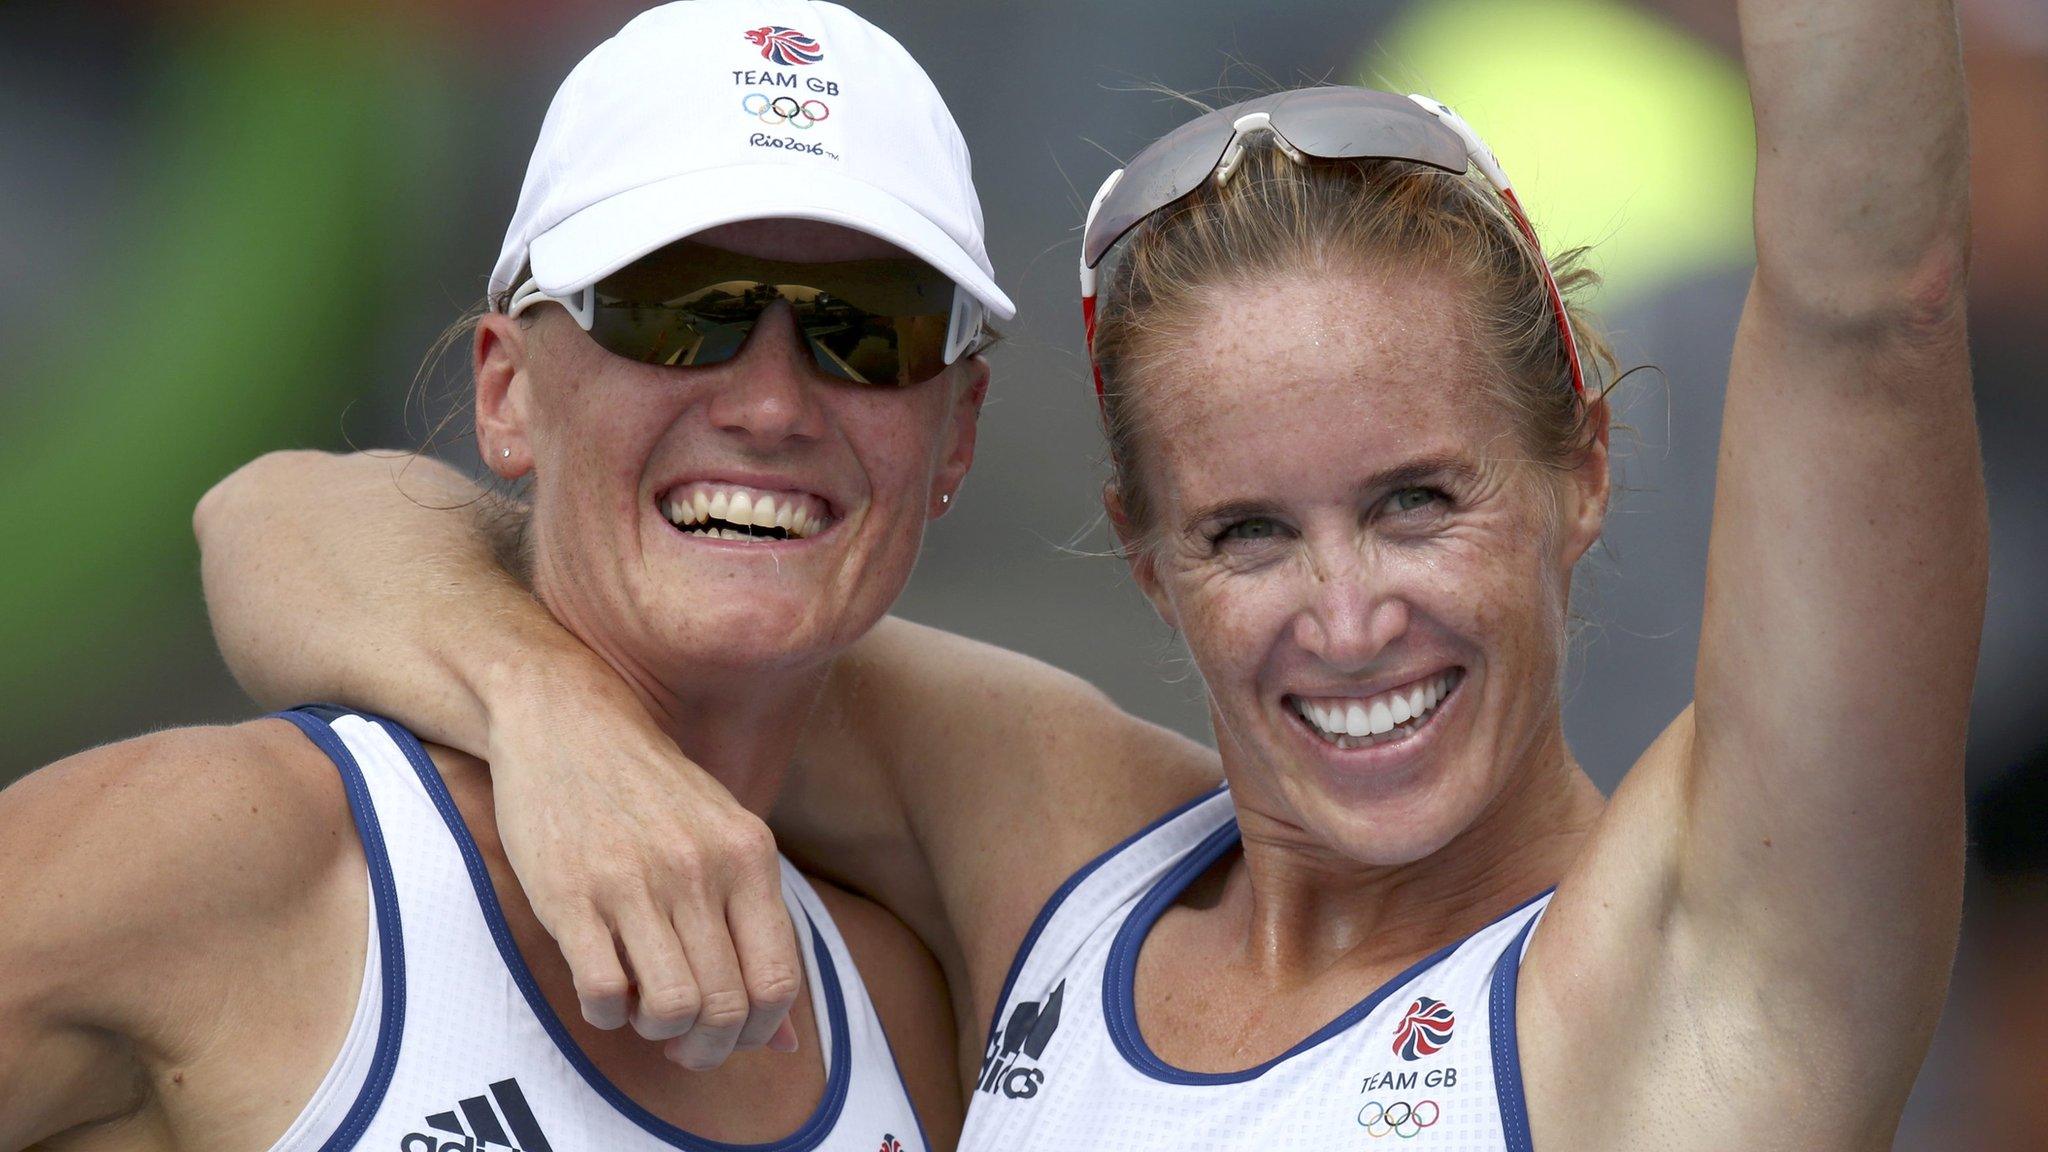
[
  {"left": 802, "top": 874, "right": 964, "bottom": 1151},
  {"left": 0, "top": 717, "right": 364, "bottom": 1146},
  {"left": 0, "top": 718, "right": 357, "bottom": 966},
  {"left": 1519, "top": 708, "right": 1892, "bottom": 1147}
]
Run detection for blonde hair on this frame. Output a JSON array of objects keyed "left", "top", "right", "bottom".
[{"left": 1091, "top": 136, "right": 1617, "bottom": 542}]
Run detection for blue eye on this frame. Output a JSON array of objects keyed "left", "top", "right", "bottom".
[
  {"left": 1221, "top": 518, "right": 1280, "bottom": 541},
  {"left": 1385, "top": 487, "right": 1445, "bottom": 514}
]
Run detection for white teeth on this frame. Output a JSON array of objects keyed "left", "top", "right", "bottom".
[
  {"left": 664, "top": 485, "right": 830, "bottom": 540},
  {"left": 1293, "top": 670, "right": 1460, "bottom": 746}
]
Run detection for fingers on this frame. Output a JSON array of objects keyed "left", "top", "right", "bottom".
[
  {"left": 662, "top": 905, "right": 751, "bottom": 1070},
  {"left": 728, "top": 865, "right": 804, "bottom": 1053},
  {"left": 555, "top": 910, "right": 632, "bottom": 1031},
  {"left": 617, "top": 902, "right": 701, "bottom": 1042}
]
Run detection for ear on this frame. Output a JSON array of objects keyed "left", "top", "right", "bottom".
[
  {"left": 1559, "top": 396, "right": 1611, "bottom": 568},
  {"left": 928, "top": 356, "right": 990, "bottom": 518},
  {"left": 474, "top": 312, "right": 536, "bottom": 479},
  {"left": 1104, "top": 483, "right": 1178, "bottom": 631}
]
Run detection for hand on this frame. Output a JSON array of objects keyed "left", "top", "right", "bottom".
[{"left": 484, "top": 661, "right": 804, "bottom": 1070}]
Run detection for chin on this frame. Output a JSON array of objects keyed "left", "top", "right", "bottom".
[{"left": 1226, "top": 677, "right": 1504, "bottom": 868}]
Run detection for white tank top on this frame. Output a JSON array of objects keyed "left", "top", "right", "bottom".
[
  {"left": 264, "top": 706, "right": 931, "bottom": 1152},
  {"left": 958, "top": 789, "right": 1552, "bottom": 1152}
]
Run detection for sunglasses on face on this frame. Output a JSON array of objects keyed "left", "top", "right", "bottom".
[{"left": 506, "top": 241, "right": 987, "bottom": 387}]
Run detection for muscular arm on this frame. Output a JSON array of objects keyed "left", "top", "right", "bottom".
[
  {"left": 1536, "top": 0, "right": 1979, "bottom": 1140},
  {"left": 0, "top": 722, "right": 362, "bottom": 1150},
  {"left": 196, "top": 450, "right": 1219, "bottom": 1062}
]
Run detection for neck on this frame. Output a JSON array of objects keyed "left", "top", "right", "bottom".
[
  {"left": 536, "top": 590, "right": 832, "bottom": 818},
  {"left": 1221, "top": 721, "right": 1603, "bottom": 980}
]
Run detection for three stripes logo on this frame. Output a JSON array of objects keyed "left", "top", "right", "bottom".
[
  {"left": 1391, "top": 997, "right": 1455, "bottom": 1061},
  {"left": 742, "top": 26, "right": 825, "bottom": 66},
  {"left": 398, "top": 1078, "right": 553, "bottom": 1152}
]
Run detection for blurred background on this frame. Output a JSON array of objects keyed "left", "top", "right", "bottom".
[{"left": 1, "top": 0, "right": 2041, "bottom": 1145}]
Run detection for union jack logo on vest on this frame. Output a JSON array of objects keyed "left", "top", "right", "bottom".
[
  {"left": 743, "top": 26, "right": 825, "bottom": 66},
  {"left": 397, "top": 1077, "right": 553, "bottom": 1151},
  {"left": 1391, "top": 997, "right": 1455, "bottom": 1061},
  {"left": 879, "top": 1136, "right": 905, "bottom": 1152}
]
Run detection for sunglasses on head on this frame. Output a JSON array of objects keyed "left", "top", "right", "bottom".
[
  {"left": 506, "top": 241, "right": 988, "bottom": 387},
  {"left": 1078, "top": 86, "right": 1584, "bottom": 399}
]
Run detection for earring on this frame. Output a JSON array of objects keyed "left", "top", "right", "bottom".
[
  {"left": 501, "top": 448, "right": 512, "bottom": 458},
  {"left": 940, "top": 493, "right": 951, "bottom": 505}
]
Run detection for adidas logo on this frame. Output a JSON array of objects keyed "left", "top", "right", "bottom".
[{"left": 398, "top": 1078, "right": 553, "bottom": 1152}]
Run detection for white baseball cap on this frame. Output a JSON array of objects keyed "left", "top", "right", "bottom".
[{"left": 489, "top": 0, "right": 1015, "bottom": 321}]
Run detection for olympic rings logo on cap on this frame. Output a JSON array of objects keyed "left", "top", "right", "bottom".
[
  {"left": 1356, "top": 1099, "right": 1441, "bottom": 1139},
  {"left": 741, "top": 92, "right": 829, "bottom": 129}
]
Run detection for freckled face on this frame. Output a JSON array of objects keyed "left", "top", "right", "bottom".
[{"left": 1123, "top": 269, "right": 1598, "bottom": 865}]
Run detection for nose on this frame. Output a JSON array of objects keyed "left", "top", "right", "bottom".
[
  {"left": 703, "top": 300, "right": 829, "bottom": 447},
  {"left": 1289, "top": 545, "right": 1410, "bottom": 675}
]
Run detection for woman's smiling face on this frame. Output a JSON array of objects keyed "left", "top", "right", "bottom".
[{"left": 1118, "top": 266, "right": 1608, "bottom": 865}]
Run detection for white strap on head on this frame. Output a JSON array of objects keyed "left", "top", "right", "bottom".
[
  {"left": 1078, "top": 167, "right": 1125, "bottom": 299},
  {"left": 504, "top": 278, "right": 595, "bottom": 329},
  {"left": 1404, "top": 93, "right": 1586, "bottom": 396}
]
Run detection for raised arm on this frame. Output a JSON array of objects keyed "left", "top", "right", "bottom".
[
  {"left": 1549, "top": 0, "right": 1979, "bottom": 1134},
  {"left": 1687, "top": 0, "right": 1977, "bottom": 985}
]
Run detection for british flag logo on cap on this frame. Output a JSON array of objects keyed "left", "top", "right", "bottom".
[{"left": 744, "top": 26, "right": 824, "bottom": 66}]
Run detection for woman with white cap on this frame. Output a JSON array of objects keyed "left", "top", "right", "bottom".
[
  {"left": 0, "top": 3, "right": 1015, "bottom": 1149},
  {"left": 198, "top": 0, "right": 1981, "bottom": 1146}
]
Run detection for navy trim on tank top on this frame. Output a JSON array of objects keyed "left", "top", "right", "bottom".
[
  {"left": 873, "top": 1009, "right": 934, "bottom": 1152},
  {"left": 271, "top": 707, "right": 408, "bottom": 1152},
  {"left": 1488, "top": 908, "right": 1544, "bottom": 1152},
  {"left": 1103, "top": 815, "right": 1554, "bottom": 1086},
  {"left": 369, "top": 714, "right": 855, "bottom": 1152},
  {"left": 981, "top": 786, "right": 1228, "bottom": 1059}
]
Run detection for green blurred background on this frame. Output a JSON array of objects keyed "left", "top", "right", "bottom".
[{"left": 4, "top": 0, "right": 2045, "bottom": 1145}]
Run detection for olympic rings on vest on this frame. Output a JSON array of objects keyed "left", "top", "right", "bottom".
[
  {"left": 741, "top": 92, "right": 830, "bottom": 129},
  {"left": 1356, "top": 1099, "right": 1441, "bottom": 1139}
]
